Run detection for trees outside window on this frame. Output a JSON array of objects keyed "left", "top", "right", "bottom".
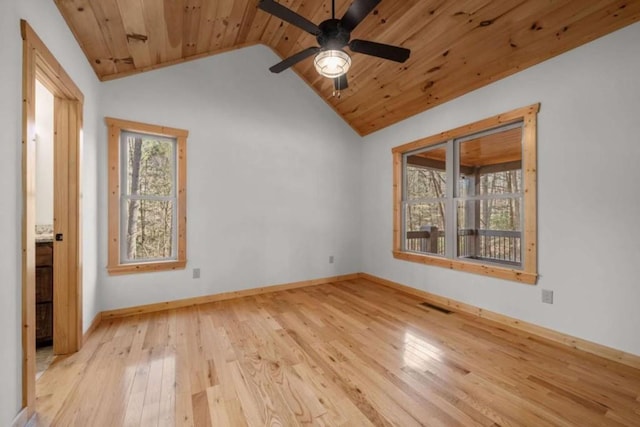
[{"left": 106, "top": 118, "right": 187, "bottom": 275}]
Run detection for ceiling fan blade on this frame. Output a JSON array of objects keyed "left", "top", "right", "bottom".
[
  {"left": 269, "top": 46, "right": 321, "bottom": 73},
  {"left": 334, "top": 74, "right": 349, "bottom": 91},
  {"left": 349, "top": 39, "right": 410, "bottom": 63},
  {"left": 341, "top": 0, "right": 381, "bottom": 32},
  {"left": 258, "top": 0, "right": 321, "bottom": 36}
]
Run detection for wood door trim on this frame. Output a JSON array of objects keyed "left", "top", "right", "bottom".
[
  {"left": 20, "top": 22, "right": 83, "bottom": 102},
  {"left": 21, "top": 19, "right": 84, "bottom": 417}
]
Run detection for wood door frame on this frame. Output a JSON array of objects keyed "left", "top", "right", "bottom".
[{"left": 21, "top": 20, "right": 84, "bottom": 415}]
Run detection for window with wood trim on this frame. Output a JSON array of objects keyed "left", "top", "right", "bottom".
[
  {"left": 392, "top": 104, "right": 539, "bottom": 284},
  {"left": 106, "top": 118, "right": 187, "bottom": 275}
]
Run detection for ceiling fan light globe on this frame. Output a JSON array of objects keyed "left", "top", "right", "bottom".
[{"left": 314, "top": 50, "right": 351, "bottom": 78}]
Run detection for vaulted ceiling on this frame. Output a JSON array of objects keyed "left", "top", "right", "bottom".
[{"left": 55, "top": 0, "right": 640, "bottom": 135}]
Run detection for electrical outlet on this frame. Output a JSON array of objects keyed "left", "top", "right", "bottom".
[
  {"left": 541, "top": 289, "right": 553, "bottom": 304},
  {"left": 193, "top": 268, "right": 201, "bottom": 279},
  {"left": 329, "top": 256, "right": 334, "bottom": 264}
]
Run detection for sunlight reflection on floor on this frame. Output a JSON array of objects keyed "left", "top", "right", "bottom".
[{"left": 403, "top": 331, "right": 443, "bottom": 370}]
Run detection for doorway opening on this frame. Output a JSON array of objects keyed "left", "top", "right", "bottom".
[
  {"left": 21, "top": 20, "right": 84, "bottom": 418},
  {"left": 34, "top": 80, "right": 55, "bottom": 379}
]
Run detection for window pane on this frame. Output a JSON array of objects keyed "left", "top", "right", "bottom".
[
  {"left": 458, "top": 126, "right": 522, "bottom": 197},
  {"left": 478, "top": 170, "right": 522, "bottom": 195},
  {"left": 125, "top": 133, "right": 175, "bottom": 197},
  {"left": 405, "top": 203, "right": 445, "bottom": 255},
  {"left": 124, "top": 199, "right": 174, "bottom": 261},
  {"left": 456, "top": 198, "right": 522, "bottom": 266},
  {"left": 406, "top": 145, "right": 447, "bottom": 200}
]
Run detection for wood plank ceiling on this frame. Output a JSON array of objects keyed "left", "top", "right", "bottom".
[{"left": 55, "top": 0, "right": 640, "bottom": 135}]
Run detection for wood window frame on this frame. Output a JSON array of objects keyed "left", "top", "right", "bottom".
[
  {"left": 392, "top": 104, "right": 539, "bottom": 284},
  {"left": 106, "top": 117, "right": 188, "bottom": 275}
]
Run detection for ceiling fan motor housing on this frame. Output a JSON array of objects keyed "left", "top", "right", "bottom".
[{"left": 317, "top": 19, "right": 351, "bottom": 50}]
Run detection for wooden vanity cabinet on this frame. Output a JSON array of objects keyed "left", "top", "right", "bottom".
[{"left": 36, "top": 241, "right": 53, "bottom": 347}]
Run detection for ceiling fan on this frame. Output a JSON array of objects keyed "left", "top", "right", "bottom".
[{"left": 258, "top": 0, "right": 410, "bottom": 94}]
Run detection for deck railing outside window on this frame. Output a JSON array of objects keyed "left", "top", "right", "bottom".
[{"left": 406, "top": 229, "right": 521, "bottom": 265}]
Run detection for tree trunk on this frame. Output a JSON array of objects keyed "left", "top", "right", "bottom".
[
  {"left": 507, "top": 172, "right": 514, "bottom": 229},
  {"left": 163, "top": 201, "right": 171, "bottom": 257},
  {"left": 127, "top": 136, "right": 143, "bottom": 259},
  {"left": 427, "top": 170, "right": 445, "bottom": 227},
  {"left": 513, "top": 170, "right": 521, "bottom": 228}
]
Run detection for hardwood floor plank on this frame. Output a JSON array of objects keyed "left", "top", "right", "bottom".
[
  {"left": 174, "top": 310, "right": 195, "bottom": 426},
  {"left": 191, "top": 390, "right": 212, "bottom": 427},
  {"left": 206, "top": 385, "right": 230, "bottom": 426},
  {"left": 123, "top": 348, "right": 152, "bottom": 427},
  {"left": 227, "top": 360, "right": 271, "bottom": 426},
  {"left": 34, "top": 279, "right": 640, "bottom": 426},
  {"left": 158, "top": 347, "right": 177, "bottom": 426},
  {"left": 292, "top": 361, "right": 374, "bottom": 427},
  {"left": 139, "top": 347, "right": 166, "bottom": 426}
]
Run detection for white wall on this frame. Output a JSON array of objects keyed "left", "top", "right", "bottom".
[
  {"left": 0, "top": 1, "right": 101, "bottom": 424},
  {"left": 99, "top": 45, "right": 362, "bottom": 310},
  {"left": 361, "top": 22, "right": 640, "bottom": 356},
  {"left": 35, "top": 81, "right": 54, "bottom": 226}
]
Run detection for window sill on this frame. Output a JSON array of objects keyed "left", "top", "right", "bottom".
[
  {"left": 107, "top": 260, "right": 186, "bottom": 275},
  {"left": 392, "top": 250, "right": 537, "bottom": 284}
]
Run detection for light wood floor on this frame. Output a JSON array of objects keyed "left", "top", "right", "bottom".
[
  {"left": 35, "top": 346, "right": 55, "bottom": 381},
  {"left": 34, "top": 279, "right": 640, "bottom": 426}
]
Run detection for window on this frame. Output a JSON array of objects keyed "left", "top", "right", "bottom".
[
  {"left": 392, "top": 104, "right": 538, "bottom": 284},
  {"left": 106, "top": 118, "right": 187, "bottom": 274}
]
